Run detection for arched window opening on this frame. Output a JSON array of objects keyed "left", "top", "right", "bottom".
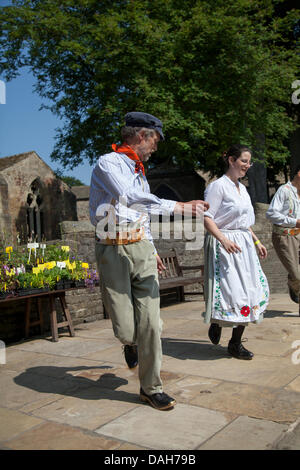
[
  {"left": 26, "top": 180, "right": 44, "bottom": 241},
  {"left": 153, "top": 184, "right": 181, "bottom": 201}
]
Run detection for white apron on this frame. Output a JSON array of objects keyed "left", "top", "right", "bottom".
[
  {"left": 203, "top": 175, "right": 269, "bottom": 326},
  {"left": 211, "top": 229, "right": 269, "bottom": 323}
]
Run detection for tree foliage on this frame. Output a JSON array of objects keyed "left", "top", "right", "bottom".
[
  {"left": 54, "top": 169, "right": 84, "bottom": 187},
  {"left": 0, "top": 0, "right": 299, "bottom": 174}
]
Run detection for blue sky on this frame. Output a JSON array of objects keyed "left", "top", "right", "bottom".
[
  {"left": 0, "top": 0, "right": 94, "bottom": 185},
  {"left": 0, "top": 67, "right": 94, "bottom": 186}
]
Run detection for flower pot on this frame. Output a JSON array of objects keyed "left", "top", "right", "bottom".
[
  {"left": 38, "top": 287, "right": 49, "bottom": 294},
  {"left": 74, "top": 279, "right": 86, "bottom": 288},
  {"left": 63, "top": 280, "right": 73, "bottom": 289},
  {"left": 55, "top": 281, "right": 65, "bottom": 290},
  {"left": 17, "top": 287, "right": 41, "bottom": 296},
  {"left": 17, "top": 288, "right": 33, "bottom": 297},
  {"left": 0, "top": 291, "right": 13, "bottom": 300}
]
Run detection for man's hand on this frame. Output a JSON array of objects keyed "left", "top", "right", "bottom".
[
  {"left": 174, "top": 200, "right": 209, "bottom": 216},
  {"left": 156, "top": 255, "right": 166, "bottom": 275}
]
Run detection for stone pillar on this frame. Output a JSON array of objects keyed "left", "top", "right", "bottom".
[{"left": 0, "top": 175, "right": 12, "bottom": 240}]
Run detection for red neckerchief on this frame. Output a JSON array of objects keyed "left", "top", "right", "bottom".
[{"left": 112, "top": 143, "right": 145, "bottom": 176}]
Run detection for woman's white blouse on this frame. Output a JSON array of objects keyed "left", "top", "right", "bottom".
[{"left": 204, "top": 175, "right": 255, "bottom": 229}]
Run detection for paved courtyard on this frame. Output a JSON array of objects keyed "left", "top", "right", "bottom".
[{"left": 0, "top": 293, "right": 300, "bottom": 450}]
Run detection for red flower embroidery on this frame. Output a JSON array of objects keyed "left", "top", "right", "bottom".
[{"left": 240, "top": 306, "right": 250, "bottom": 317}]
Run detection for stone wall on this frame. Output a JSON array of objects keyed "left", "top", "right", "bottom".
[
  {"left": 0, "top": 174, "right": 11, "bottom": 238},
  {"left": 71, "top": 186, "right": 90, "bottom": 222}
]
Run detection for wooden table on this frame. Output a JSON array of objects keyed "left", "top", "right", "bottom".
[{"left": 0, "top": 289, "right": 76, "bottom": 342}]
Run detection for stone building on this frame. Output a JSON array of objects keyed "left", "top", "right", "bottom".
[
  {"left": 0, "top": 151, "right": 77, "bottom": 243},
  {"left": 71, "top": 185, "right": 90, "bottom": 221}
]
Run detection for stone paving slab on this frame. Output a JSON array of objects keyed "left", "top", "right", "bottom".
[
  {"left": 3, "top": 422, "right": 122, "bottom": 450},
  {"left": 0, "top": 369, "right": 83, "bottom": 410},
  {"left": 4, "top": 349, "right": 107, "bottom": 377},
  {"left": 12, "top": 336, "right": 114, "bottom": 357},
  {"left": 96, "top": 403, "right": 231, "bottom": 450},
  {"left": 0, "top": 407, "right": 43, "bottom": 442},
  {"left": 190, "top": 381, "right": 300, "bottom": 423},
  {"left": 273, "top": 419, "right": 300, "bottom": 450},
  {"left": 199, "top": 416, "right": 288, "bottom": 450},
  {"left": 285, "top": 376, "right": 300, "bottom": 393},
  {"left": 83, "top": 345, "right": 131, "bottom": 366},
  {"left": 74, "top": 326, "right": 119, "bottom": 342},
  {"left": 167, "top": 375, "right": 223, "bottom": 403},
  {"left": 162, "top": 347, "right": 298, "bottom": 388},
  {"left": 29, "top": 387, "right": 140, "bottom": 430}
]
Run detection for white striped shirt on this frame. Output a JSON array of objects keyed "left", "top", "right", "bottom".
[{"left": 89, "top": 151, "right": 176, "bottom": 246}]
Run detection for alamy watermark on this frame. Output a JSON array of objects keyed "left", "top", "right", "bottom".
[
  {"left": 292, "top": 80, "right": 300, "bottom": 105},
  {"left": 0, "top": 80, "right": 6, "bottom": 104},
  {"left": 291, "top": 340, "right": 300, "bottom": 365},
  {"left": 95, "top": 198, "right": 205, "bottom": 250},
  {"left": 0, "top": 340, "right": 6, "bottom": 365}
]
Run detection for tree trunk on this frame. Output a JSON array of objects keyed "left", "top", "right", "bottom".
[{"left": 247, "top": 134, "right": 269, "bottom": 205}]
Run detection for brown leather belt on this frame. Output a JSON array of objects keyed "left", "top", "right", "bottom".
[{"left": 95, "top": 228, "right": 145, "bottom": 245}]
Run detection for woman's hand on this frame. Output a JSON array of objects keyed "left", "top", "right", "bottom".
[
  {"left": 220, "top": 237, "right": 242, "bottom": 254},
  {"left": 256, "top": 243, "right": 267, "bottom": 259}
]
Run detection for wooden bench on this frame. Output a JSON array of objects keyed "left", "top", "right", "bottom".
[{"left": 159, "top": 249, "right": 204, "bottom": 302}]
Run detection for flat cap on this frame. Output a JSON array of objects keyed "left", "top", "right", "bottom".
[{"left": 125, "top": 112, "right": 165, "bottom": 141}]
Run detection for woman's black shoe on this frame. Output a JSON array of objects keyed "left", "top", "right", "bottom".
[
  {"left": 208, "top": 323, "right": 222, "bottom": 345},
  {"left": 228, "top": 341, "right": 254, "bottom": 360},
  {"left": 140, "top": 388, "right": 176, "bottom": 410}
]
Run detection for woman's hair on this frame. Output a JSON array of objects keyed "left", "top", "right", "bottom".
[
  {"left": 290, "top": 164, "right": 300, "bottom": 180},
  {"left": 121, "top": 126, "right": 156, "bottom": 143},
  {"left": 222, "top": 144, "right": 252, "bottom": 169}
]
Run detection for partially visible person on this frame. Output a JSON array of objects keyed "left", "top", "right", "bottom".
[
  {"left": 266, "top": 165, "right": 300, "bottom": 303},
  {"left": 203, "top": 144, "right": 269, "bottom": 360},
  {"left": 90, "top": 111, "right": 208, "bottom": 410}
]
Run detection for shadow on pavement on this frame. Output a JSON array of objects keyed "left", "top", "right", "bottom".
[
  {"left": 13, "top": 365, "right": 140, "bottom": 404},
  {"left": 264, "top": 309, "right": 299, "bottom": 318},
  {"left": 162, "top": 337, "right": 232, "bottom": 361}
]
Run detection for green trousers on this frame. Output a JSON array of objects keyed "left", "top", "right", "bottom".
[
  {"left": 95, "top": 239, "right": 163, "bottom": 395},
  {"left": 272, "top": 232, "right": 300, "bottom": 295}
]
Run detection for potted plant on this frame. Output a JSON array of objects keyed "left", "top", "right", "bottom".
[
  {"left": 0, "top": 264, "right": 17, "bottom": 298},
  {"left": 71, "top": 262, "right": 86, "bottom": 288},
  {"left": 59, "top": 267, "right": 73, "bottom": 289},
  {"left": 85, "top": 268, "right": 100, "bottom": 288}
]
